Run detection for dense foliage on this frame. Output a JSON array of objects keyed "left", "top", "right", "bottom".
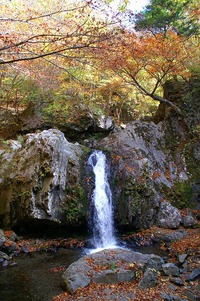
[
  {"left": 135, "top": 0, "right": 199, "bottom": 37},
  {"left": 0, "top": 0, "right": 199, "bottom": 124}
]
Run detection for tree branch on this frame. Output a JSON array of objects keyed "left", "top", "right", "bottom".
[{"left": 122, "top": 68, "right": 183, "bottom": 116}]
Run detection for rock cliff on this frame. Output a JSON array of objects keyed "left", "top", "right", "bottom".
[
  {"left": 0, "top": 129, "right": 89, "bottom": 229},
  {"left": 0, "top": 78, "right": 199, "bottom": 231}
]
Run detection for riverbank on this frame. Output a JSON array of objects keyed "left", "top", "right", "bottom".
[
  {"left": 1, "top": 225, "right": 199, "bottom": 301},
  {"left": 53, "top": 227, "right": 200, "bottom": 301}
]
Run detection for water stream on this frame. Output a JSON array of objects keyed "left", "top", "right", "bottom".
[
  {"left": 0, "top": 249, "right": 82, "bottom": 301},
  {"left": 88, "top": 150, "right": 116, "bottom": 250},
  {"left": 0, "top": 149, "right": 168, "bottom": 300}
]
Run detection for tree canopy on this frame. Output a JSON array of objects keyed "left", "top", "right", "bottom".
[
  {"left": 0, "top": 0, "right": 115, "bottom": 65},
  {"left": 0, "top": 0, "right": 199, "bottom": 123},
  {"left": 134, "top": 0, "right": 200, "bottom": 37}
]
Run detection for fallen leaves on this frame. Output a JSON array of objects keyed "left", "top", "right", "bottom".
[
  {"left": 170, "top": 229, "right": 200, "bottom": 255},
  {"left": 51, "top": 266, "right": 66, "bottom": 273}
]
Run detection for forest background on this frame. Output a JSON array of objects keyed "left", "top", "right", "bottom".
[{"left": 0, "top": 0, "right": 199, "bottom": 129}]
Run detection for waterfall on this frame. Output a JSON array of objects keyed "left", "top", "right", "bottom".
[{"left": 88, "top": 150, "right": 116, "bottom": 249}]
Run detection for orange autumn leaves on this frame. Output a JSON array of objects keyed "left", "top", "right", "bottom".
[{"left": 98, "top": 30, "right": 192, "bottom": 84}]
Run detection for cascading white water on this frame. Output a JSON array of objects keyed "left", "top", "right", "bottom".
[{"left": 88, "top": 150, "right": 116, "bottom": 249}]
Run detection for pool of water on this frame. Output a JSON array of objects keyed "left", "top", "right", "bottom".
[
  {"left": 0, "top": 241, "right": 168, "bottom": 301},
  {"left": 0, "top": 248, "right": 82, "bottom": 301}
]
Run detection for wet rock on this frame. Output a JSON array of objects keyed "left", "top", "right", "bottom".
[
  {"left": 162, "top": 263, "right": 180, "bottom": 277},
  {"left": 157, "top": 201, "right": 182, "bottom": 229},
  {"left": 62, "top": 260, "right": 93, "bottom": 294},
  {"left": 161, "top": 292, "right": 172, "bottom": 301},
  {"left": 183, "top": 215, "right": 196, "bottom": 228},
  {"left": 0, "top": 231, "right": 6, "bottom": 248},
  {"left": 62, "top": 248, "right": 163, "bottom": 294},
  {"left": 145, "top": 256, "right": 165, "bottom": 271},
  {"left": 184, "top": 290, "right": 197, "bottom": 301},
  {"left": 0, "top": 251, "right": 9, "bottom": 260},
  {"left": 153, "top": 229, "right": 188, "bottom": 243},
  {"left": 138, "top": 268, "right": 158, "bottom": 289},
  {"left": 178, "top": 254, "right": 188, "bottom": 264},
  {"left": 0, "top": 129, "right": 88, "bottom": 228},
  {"left": 185, "top": 268, "right": 200, "bottom": 281},
  {"left": 170, "top": 277, "right": 184, "bottom": 286},
  {"left": 93, "top": 269, "right": 135, "bottom": 284},
  {"left": 2, "top": 259, "right": 8, "bottom": 267}
]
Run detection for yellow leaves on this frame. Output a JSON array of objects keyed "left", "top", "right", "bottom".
[{"left": 152, "top": 170, "right": 161, "bottom": 180}]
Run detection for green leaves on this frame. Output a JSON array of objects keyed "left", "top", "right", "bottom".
[{"left": 135, "top": 0, "right": 199, "bottom": 37}]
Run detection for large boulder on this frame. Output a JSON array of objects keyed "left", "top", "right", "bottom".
[
  {"left": 0, "top": 129, "right": 89, "bottom": 228},
  {"left": 62, "top": 248, "right": 163, "bottom": 294}
]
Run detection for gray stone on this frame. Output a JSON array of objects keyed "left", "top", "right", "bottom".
[
  {"left": 161, "top": 292, "right": 171, "bottom": 300},
  {"left": 62, "top": 248, "right": 163, "bottom": 294},
  {"left": 0, "top": 236, "right": 6, "bottom": 248},
  {"left": 138, "top": 268, "right": 158, "bottom": 289},
  {"left": 97, "top": 117, "right": 196, "bottom": 230},
  {"left": 0, "top": 129, "right": 88, "bottom": 228},
  {"left": 168, "top": 284, "right": 178, "bottom": 291},
  {"left": 9, "top": 232, "right": 18, "bottom": 242},
  {"left": 178, "top": 254, "right": 188, "bottom": 264},
  {"left": 162, "top": 263, "right": 180, "bottom": 277},
  {"left": 186, "top": 268, "right": 200, "bottom": 281},
  {"left": 170, "top": 277, "right": 184, "bottom": 286},
  {"left": 183, "top": 215, "right": 196, "bottom": 228},
  {"left": 62, "top": 259, "right": 93, "bottom": 295},
  {"left": 62, "top": 272, "right": 91, "bottom": 295},
  {"left": 154, "top": 229, "right": 188, "bottom": 243},
  {"left": 0, "top": 251, "right": 9, "bottom": 260},
  {"left": 184, "top": 291, "right": 196, "bottom": 301},
  {"left": 21, "top": 246, "right": 29, "bottom": 253},
  {"left": 93, "top": 269, "right": 135, "bottom": 284},
  {"left": 146, "top": 256, "right": 165, "bottom": 271},
  {"left": 169, "top": 293, "right": 182, "bottom": 301},
  {"left": 2, "top": 260, "right": 8, "bottom": 267},
  {"left": 157, "top": 201, "right": 182, "bottom": 229}
]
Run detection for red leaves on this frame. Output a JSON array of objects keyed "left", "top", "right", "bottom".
[
  {"left": 51, "top": 266, "right": 66, "bottom": 273},
  {"left": 171, "top": 228, "right": 200, "bottom": 254}
]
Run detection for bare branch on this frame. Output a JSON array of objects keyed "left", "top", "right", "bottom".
[{"left": 0, "top": 4, "right": 88, "bottom": 23}]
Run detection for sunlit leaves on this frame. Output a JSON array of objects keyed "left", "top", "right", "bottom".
[
  {"left": 0, "top": 0, "right": 112, "bottom": 66},
  {"left": 97, "top": 28, "right": 196, "bottom": 108},
  {"left": 135, "top": 0, "right": 200, "bottom": 37}
]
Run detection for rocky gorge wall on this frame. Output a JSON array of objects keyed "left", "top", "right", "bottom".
[
  {"left": 0, "top": 78, "right": 199, "bottom": 232},
  {"left": 0, "top": 118, "right": 199, "bottom": 232},
  {"left": 97, "top": 117, "right": 199, "bottom": 229},
  {"left": 0, "top": 129, "right": 89, "bottom": 230}
]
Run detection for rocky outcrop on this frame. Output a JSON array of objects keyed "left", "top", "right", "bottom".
[
  {"left": 97, "top": 120, "right": 197, "bottom": 230},
  {"left": 62, "top": 248, "right": 164, "bottom": 294},
  {"left": 156, "top": 201, "right": 182, "bottom": 229},
  {"left": 1, "top": 119, "right": 199, "bottom": 231},
  {"left": 1, "top": 77, "right": 199, "bottom": 232},
  {"left": 0, "top": 129, "right": 89, "bottom": 228},
  {"left": 0, "top": 103, "right": 115, "bottom": 142},
  {"left": 62, "top": 246, "right": 200, "bottom": 295}
]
